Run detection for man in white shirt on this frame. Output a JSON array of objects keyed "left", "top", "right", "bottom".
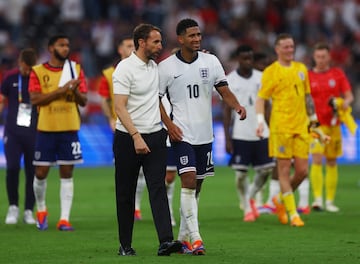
[{"left": 112, "top": 23, "right": 181, "bottom": 257}]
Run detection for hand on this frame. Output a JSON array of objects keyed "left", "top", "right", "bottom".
[
  {"left": 256, "top": 122, "right": 264, "bottom": 138},
  {"left": 236, "top": 106, "right": 246, "bottom": 120},
  {"left": 225, "top": 138, "right": 233, "bottom": 154},
  {"left": 109, "top": 118, "right": 116, "bottom": 132},
  {"left": 59, "top": 80, "right": 81, "bottom": 96},
  {"left": 132, "top": 133, "right": 151, "bottom": 154},
  {"left": 342, "top": 100, "right": 350, "bottom": 110},
  {"left": 167, "top": 123, "right": 183, "bottom": 142},
  {"left": 68, "top": 79, "right": 81, "bottom": 91}
]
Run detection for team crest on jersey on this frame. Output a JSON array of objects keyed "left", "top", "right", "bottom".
[
  {"left": 328, "top": 79, "right": 336, "bottom": 88},
  {"left": 199, "top": 68, "right": 209, "bottom": 84},
  {"left": 235, "top": 155, "right": 241, "bottom": 163},
  {"left": 179, "top": 155, "right": 189, "bottom": 165},
  {"left": 298, "top": 71, "right": 305, "bottom": 81},
  {"left": 35, "top": 151, "right": 41, "bottom": 160},
  {"left": 199, "top": 68, "right": 209, "bottom": 78},
  {"left": 279, "top": 146, "right": 285, "bottom": 153}
]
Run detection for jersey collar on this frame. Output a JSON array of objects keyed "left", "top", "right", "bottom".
[{"left": 175, "top": 50, "right": 198, "bottom": 64}]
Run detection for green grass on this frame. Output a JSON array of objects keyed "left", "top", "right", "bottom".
[{"left": 0, "top": 165, "right": 359, "bottom": 263}]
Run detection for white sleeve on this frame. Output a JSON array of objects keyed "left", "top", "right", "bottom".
[
  {"left": 158, "top": 62, "right": 169, "bottom": 98},
  {"left": 212, "top": 55, "right": 227, "bottom": 86},
  {"left": 112, "top": 62, "right": 131, "bottom": 95}
]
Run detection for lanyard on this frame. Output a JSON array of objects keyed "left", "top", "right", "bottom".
[
  {"left": 18, "top": 74, "right": 22, "bottom": 103},
  {"left": 68, "top": 59, "right": 75, "bottom": 79}
]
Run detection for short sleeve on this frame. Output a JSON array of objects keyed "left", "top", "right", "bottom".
[{"left": 112, "top": 61, "right": 131, "bottom": 95}]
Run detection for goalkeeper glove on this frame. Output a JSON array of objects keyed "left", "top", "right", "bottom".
[{"left": 309, "top": 126, "right": 331, "bottom": 144}]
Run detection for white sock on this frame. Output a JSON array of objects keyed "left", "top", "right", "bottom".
[
  {"left": 244, "top": 188, "right": 252, "bottom": 214},
  {"left": 180, "top": 188, "right": 201, "bottom": 243},
  {"left": 266, "top": 179, "right": 280, "bottom": 205},
  {"left": 178, "top": 207, "right": 189, "bottom": 242},
  {"left": 33, "top": 177, "right": 47, "bottom": 212},
  {"left": 235, "top": 170, "right": 248, "bottom": 210},
  {"left": 255, "top": 190, "right": 263, "bottom": 207},
  {"left": 60, "top": 178, "right": 73, "bottom": 221},
  {"left": 166, "top": 181, "right": 175, "bottom": 223},
  {"left": 249, "top": 168, "right": 271, "bottom": 199},
  {"left": 249, "top": 168, "right": 273, "bottom": 206},
  {"left": 297, "top": 177, "right": 309, "bottom": 208},
  {"left": 135, "top": 168, "right": 146, "bottom": 211}
]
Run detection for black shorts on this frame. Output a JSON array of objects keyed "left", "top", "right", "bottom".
[
  {"left": 229, "top": 138, "right": 275, "bottom": 171},
  {"left": 172, "top": 141, "right": 214, "bottom": 179}
]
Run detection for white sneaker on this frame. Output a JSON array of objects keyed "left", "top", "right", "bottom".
[
  {"left": 311, "top": 198, "right": 323, "bottom": 211},
  {"left": 23, "top": 210, "right": 36, "bottom": 224},
  {"left": 5, "top": 205, "right": 19, "bottom": 224},
  {"left": 325, "top": 201, "right": 339, "bottom": 212}
]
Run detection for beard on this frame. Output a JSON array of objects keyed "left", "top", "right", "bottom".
[
  {"left": 146, "top": 50, "right": 160, "bottom": 61},
  {"left": 54, "top": 49, "right": 68, "bottom": 61}
]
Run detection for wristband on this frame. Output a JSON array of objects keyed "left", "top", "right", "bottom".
[
  {"left": 131, "top": 131, "right": 139, "bottom": 137},
  {"left": 256, "top": 113, "right": 265, "bottom": 124}
]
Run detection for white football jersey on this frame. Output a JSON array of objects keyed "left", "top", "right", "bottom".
[
  {"left": 159, "top": 52, "right": 227, "bottom": 145},
  {"left": 226, "top": 69, "right": 269, "bottom": 140}
]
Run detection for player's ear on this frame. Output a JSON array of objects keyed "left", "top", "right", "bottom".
[
  {"left": 177, "top": 35, "right": 184, "bottom": 45},
  {"left": 138, "top": 38, "right": 146, "bottom": 49}
]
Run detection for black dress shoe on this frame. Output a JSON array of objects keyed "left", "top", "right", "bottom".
[
  {"left": 157, "top": 240, "right": 182, "bottom": 256},
  {"left": 118, "top": 246, "right": 136, "bottom": 256}
]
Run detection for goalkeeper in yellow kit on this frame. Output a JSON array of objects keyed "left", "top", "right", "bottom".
[{"left": 255, "top": 33, "right": 321, "bottom": 227}]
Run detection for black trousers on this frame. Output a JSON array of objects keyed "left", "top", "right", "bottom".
[
  {"left": 4, "top": 129, "right": 35, "bottom": 210},
  {"left": 113, "top": 129, "right": 174, "bottom": 248}
]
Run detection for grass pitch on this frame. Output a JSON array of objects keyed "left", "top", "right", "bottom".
[{"left": 0, "top": 165, "right": 359, "bottom": 263}]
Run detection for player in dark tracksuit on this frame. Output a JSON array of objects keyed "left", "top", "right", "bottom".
[{"left": 1, "top": 48, "right": 38, "bottom": 224}]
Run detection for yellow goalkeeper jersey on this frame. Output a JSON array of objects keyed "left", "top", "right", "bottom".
[{"left": 258, "top": 61, "right": 310, "bottom": 134}]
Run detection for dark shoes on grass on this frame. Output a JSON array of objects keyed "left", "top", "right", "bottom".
[
  {"left": 118, "top": 246, "right": 136, "bottom": 256},
  {"left": 158, "top": 240, "right": 182, "bottom": 256},
  {"left": 118, "top": 240, "right": 182, "bottom": 256}
]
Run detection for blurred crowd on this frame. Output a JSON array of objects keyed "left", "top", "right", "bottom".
[{"left": 1, "top": 0, "right": 360, "bottom": 120}]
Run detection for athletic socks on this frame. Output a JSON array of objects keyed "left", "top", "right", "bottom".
[
  {"left": 60, "top": 178, "right": 74, "bottom": 221},
  {"left": 166, "top": 181, "right": 175, "bottom": 209},
  {"left": 249, "top": 168, "right": 271, "bottom": 200},
  {"left": 179, "top": 188, "right": 201, "bottom": 243},
  {"left": 166, "top": 181, "right": 175, "bottom": 225},
  {"left": 297, "top": 177, "right": 309, "bottom": 208},
  {"left": 235, "top": 170, "right": 248, "bottom": 209},
  {"left": 282, "top": 192, "right": 298, "bottom": 219},
  {"left": 310, "top": 163, "right": 323, "bottom": 200},
  {"left": 178, "top": 207, "right": 189, "bottom": 242},
  {"left": 325, "top": 164, "right": 338, "bottom": 202},
  {"left": 33, "top": 177, "right": 47, "bottom": 212}
]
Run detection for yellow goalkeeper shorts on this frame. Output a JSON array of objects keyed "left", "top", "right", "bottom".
[{"left": 269, "top": 133, "right": 310, "bottom": 159}]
